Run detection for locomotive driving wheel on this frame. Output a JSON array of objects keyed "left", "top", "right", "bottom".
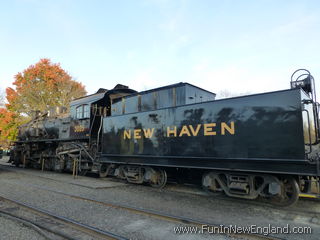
[
  {"left": 271, "top": 177, "right": 300, "bottom": 207},
  {"left": 150, "top": 169, "right": 167, "bottom": 188}
]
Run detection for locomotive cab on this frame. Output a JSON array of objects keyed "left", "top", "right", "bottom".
[
  {"left": 69, "top": 84, "right": 137, "bottom": 144},
  {"left": 69, "top": 90, "right": 106, "bottom": 140}
]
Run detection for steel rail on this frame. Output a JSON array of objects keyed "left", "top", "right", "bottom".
[
  {"left": 2, "top": 164, "right": 319, "bottom": 216},
  {"left": 0, "top": 182, "right": 284, "bottom": 240},
  {"left": 67, "top": 194, "right": 284, "bottom": 240},
  {"left": 0, "top": 210, "right": 56, "bottom": 240},
  {"left": 0, "top": 195, "right": 128, "bottom": 240},
  {"left": 1, "top": 164, "right": 316, "bottom": 239}
]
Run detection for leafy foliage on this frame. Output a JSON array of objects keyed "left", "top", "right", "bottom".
[
  {"left": 0, "top": 108, "right": 20, "bottom": 141},
  {"left": 0, "top": 59, "right": 86, "bottom": 146},
  {"left": 6, "top": 58, "right": 86, "bottom": 115},
  {"left": 0, "top": 108, "right": 26, "bottom": 148}
]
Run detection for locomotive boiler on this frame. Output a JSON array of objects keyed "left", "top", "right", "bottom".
[{"left": 10, "top": 69, "right": 320, "bottom": 206}]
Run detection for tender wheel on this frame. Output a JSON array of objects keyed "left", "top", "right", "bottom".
[
  {"left": 150, "top": 169, "right": 167, "bottom": 188},
  {"left": 99, "top": 164, "right": 109, "bottom": 178},
  {"left": 271, "top": 177, "right": 300, "bottom": 207},
  {"left": 202, "top": 172, "right": 223, "bottom": 196}
]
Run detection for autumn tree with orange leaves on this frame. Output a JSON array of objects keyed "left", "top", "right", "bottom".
[
  {"left": 0, "top": 109, "right": 20, "bottom": 143},
  {"left": 0, "top": 59, "right": 86, "bottom": 147},
  {"left": 6, "top": 58, "right": 86, "bottom": 115}
]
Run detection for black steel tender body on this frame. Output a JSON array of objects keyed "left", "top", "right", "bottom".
[{"left": 10, "top": 69, "right": 320, "bottom": 206}]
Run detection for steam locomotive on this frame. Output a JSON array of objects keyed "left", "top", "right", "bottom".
[{"left": 10, "top": 69, "right": 320, "bottom": 206}]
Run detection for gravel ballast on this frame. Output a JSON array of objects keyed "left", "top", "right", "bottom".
[{"left": 0, "top": 161, "right": 319, "bottom": 240}]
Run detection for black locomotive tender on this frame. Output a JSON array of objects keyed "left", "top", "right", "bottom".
[{"left": 10, "top": 69, "right": 320, "bottom": 206}]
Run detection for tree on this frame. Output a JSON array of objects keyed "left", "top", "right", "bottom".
[
  {"left": 0, "top": 108, "right": 21, "bottom": 147},
  {"left": 0, "top": 59, "right": 86, "bottom": 145},
  {"left": 0, "top": 90, "right": 11, "bottom": 148},
  {"left": 6, "top": 58, "right": 86, "bottom": 115}
]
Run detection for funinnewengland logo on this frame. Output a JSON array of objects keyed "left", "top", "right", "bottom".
[
  {"left": 173, "top": 224, "right": 312, "bottom": 236},
  {"left": 123, "top": 122, "right": 235, "bottom": 139}
]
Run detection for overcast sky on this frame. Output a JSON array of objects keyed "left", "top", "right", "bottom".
[{"left": 0, "top": 0, "right": 319, "bottom": 96}]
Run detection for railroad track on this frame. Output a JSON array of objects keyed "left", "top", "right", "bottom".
[
  {"left": 0, "top": 182, "right": 283, "bottom": 240},
  {"left": 0, "top": 195, "right": 128, "bottom": 240},
  {"left": 2, "top": 163, "right": 320, "bottom": 217},
  {"left": 1, "top": 164, "right": 317, "bottom": 239}
]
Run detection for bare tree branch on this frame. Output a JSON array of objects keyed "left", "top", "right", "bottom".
[{"left": 0, "top": 88, "right": 5, "bottom": 108}]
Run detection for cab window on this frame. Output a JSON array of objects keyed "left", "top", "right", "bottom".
[
  {"left": 83, "top": 104, "right": 90, "bottom": 118},
  {"left": 76, "top": 104, "right": 90, "bottom": 119}
]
